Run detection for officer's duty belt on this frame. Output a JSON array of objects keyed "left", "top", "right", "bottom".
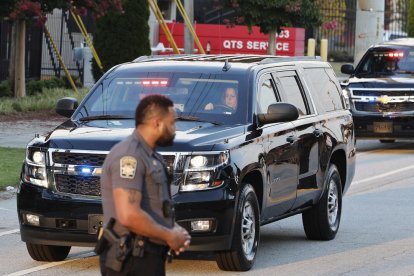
[{"left": 141, "top": 240, "right": 168, "bottom": 256}]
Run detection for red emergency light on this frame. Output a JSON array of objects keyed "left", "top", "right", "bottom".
[
  {"left": 141, "top": 79, "right": 168, "bottom": 87},
  {"left": 387, "top": 52, "right": 404, "bottom": 58}
]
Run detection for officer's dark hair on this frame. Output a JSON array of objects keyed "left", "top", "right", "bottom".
[{"left": 135, "top": 94, "right": 174, "bottom": 127}]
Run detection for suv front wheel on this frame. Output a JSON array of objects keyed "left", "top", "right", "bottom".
[
  {"left": 302, "top": 164, "right": 342, "bottom": 240},
  {"left": 215, "top": 184, "right": 260, "bottom": 271},
  {"left": 26, "top": 243, "right": 71, "bottom": 261}
]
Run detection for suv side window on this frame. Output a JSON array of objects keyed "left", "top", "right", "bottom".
[
  {"left": 275, "top": 71, "right": 309, "bottom": 116},
  {"left": 303, "top": 68, "right": 344, "bottom": 113},
  {"left": 257, "top": 77, "right": 279, "bottom": 114}
]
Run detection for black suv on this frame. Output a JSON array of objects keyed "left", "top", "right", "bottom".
[
  {"left": 341, "top": 38, "right": 414, "bottom": 142},
  {"left": 17, "top": 55, "right": 355, "bottom": 271}
]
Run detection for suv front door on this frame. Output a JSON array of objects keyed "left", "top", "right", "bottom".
[{"left": 257, "top": 75, "right": 299, "bottom": 220}]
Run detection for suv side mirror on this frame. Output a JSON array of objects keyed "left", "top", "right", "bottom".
[
  {"left": 258, "top": 103, "right": 299, "bottom": 126},
  {"left": 56, "top": 97, "right": 78, "bottom": 118},
  {"left": 341, "top": 64, "right": 354, "bottom": 75}
]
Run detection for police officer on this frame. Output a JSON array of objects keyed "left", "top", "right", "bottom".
[{"left": 99, "top": 94, "right": 191, "bottom": 275}]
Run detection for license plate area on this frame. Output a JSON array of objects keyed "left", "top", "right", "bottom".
[
  {"left": 88, "top": 214, "right": 103, "bottom": 234},
  {"left": 373, "top": 122, "right": 393, "bottom": 133}
]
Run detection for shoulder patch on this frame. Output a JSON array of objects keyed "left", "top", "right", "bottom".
[{"left": 120, "top": 156, "right": 137, "bottom": 179}]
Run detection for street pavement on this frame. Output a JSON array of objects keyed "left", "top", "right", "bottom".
[{"left": 0, "top": 119, "right": 65, "bottom": 148}]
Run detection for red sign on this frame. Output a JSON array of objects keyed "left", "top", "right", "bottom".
[{"left": 158, "top": 23, "right": 305, "bottom": 56}]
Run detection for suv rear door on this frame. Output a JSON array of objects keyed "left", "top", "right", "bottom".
[{"left": 274, "top": 69, "right": 321, "bottom": 208}]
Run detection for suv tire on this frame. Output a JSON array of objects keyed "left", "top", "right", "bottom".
[
  {"left": 302, "top": 164, "right": 342, "bottom": 240},
  {"left": 26, "top": 243, "right": 71, "bottom": 261},
  {"left": 215, "top": 184, "right": 260, "bottom": 271}
]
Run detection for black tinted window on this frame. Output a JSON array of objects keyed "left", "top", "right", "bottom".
[
  {"left": 278, "top": 75, "right": 308, "bottom": 116},
  {"left": 303, "top": 68, "right": 344, "bottom": 113},
  {"left": 257, "top": 78, "right": 278, "bottom": 114}
]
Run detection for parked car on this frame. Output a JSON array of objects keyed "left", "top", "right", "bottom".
[
  {"left": 341, "top": 38, "right": 414, "bottom": 142},
  {"left": 383, "top": 30, "right": 407, "bottom": 42},
  {"left": 17, "top": 54, "right": 355, "bottom": 271}
]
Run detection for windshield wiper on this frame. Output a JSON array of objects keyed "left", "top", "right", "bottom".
[
  {"left": 355, "top": 72, "right": 380, "bottom": 77},
  {"left": 79, "top": 115, "right": 133, "bottom": 121},
  {"left": 176, "top": 115, "right": 222, "bottom": 125}
]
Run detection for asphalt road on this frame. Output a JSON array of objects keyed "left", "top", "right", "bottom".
[{"left": 1, "top": 140, "right": 414, "bottom": 275}]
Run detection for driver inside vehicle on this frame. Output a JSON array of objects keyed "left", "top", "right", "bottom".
[{"left": 204, "top": 87, "right": 238, "bottom": 113}]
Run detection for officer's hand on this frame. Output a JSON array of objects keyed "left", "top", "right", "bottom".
[{"left": 167, "top": 225, "right": 191, "bottom": 255}]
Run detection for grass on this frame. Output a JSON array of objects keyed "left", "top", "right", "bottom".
[
  {"left": 0, "top": 88, "right": 88, "bottom": 114},
  {"left": 0, "top": 147, "right": 26, "bottom": 190}
]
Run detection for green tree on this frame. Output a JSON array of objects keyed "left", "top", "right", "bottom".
[
  {"left": 225, "top": 0, "right": 321, "bottom": 55},
  {"left": 408, "top": 0, "right": 414, "bottom": 36},
  {"left": 92, "top": 0, "right": 151, "bottom": 81}
]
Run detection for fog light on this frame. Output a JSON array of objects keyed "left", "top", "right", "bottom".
[
  {"left": 190, "top": 220, "right": 213, "bottom": 232},
  {"left": 25, "top": 214, "right": 40, "bottom": 226}
]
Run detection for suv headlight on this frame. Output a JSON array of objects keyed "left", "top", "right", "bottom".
[
  {"left": 23, "top": 147, "right": 48, "bottom": 188},
  {"left": 180, "top": 151, "right": 229, "bottom": 192},
  {"left": 342, "top": 88, "right": 350, "bottom": 109}
]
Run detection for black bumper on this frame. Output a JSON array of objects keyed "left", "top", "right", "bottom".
[
  {"left": 17, "top": 181, "right": 235, "bottom": 251},
  {"left": 17, "top": 182, "right": 103, "bottom": 247},
  {"left": 352, "top": 111, "right": 414, "bottom": 139}
]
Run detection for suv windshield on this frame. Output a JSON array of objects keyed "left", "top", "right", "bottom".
[
  {"left": 355, "top": 47, "right": 414, "bottom": 77},
  {"left": 74, "top": 71, "right": 248, "bottom": 125}
]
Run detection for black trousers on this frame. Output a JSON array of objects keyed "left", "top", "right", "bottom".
[{"left": 99, "top": 249, "right": 167, "bottom": 276}]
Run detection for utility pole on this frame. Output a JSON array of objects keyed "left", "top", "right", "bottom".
[
  {"left": 354, "top": 0, "right": 385, "bottom": 64},
  {"left": 184, "top": 0, "right": 194, "bottom": 54}
]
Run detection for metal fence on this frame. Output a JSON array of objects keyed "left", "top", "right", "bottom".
[
  {"left": 0, "top": 20, "right": 42, "bottom": 81},
  {"left": 313, "top": 0, "right": 357, "bottom": 62},
  {"left": 41, "top": 9, "right": 85, "bottom": 80},
  {"left": 385, "top": 0, "right": 409, "bottom": 39},
  {"left": 313, "top": 0, "right": 410, "bottom": 62}
]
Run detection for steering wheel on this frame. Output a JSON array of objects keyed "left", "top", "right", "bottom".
[{"left": 214, "top": 104, "right": 234, "bottom": 113}]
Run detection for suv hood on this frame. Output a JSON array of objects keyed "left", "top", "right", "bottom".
[
  {"left": 28, "top": 119, "right": 245, "bottom": 152},
  {"left": 344, "top": 76, "right": 414, "bottom": 89}
]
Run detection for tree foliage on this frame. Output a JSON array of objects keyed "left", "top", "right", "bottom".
[
  {"left": 224, "top": 0, "right": 322, "bottom": 34},
  {"left": 0, "top": 0, "right": 123, "bottom": 24},
  {"left": 92, "top": 0, "right": 151, "bottom": 81}
]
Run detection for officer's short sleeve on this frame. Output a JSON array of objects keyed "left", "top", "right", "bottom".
[{"left": 110, "top": 154, "right": 144, "bottom": 191}]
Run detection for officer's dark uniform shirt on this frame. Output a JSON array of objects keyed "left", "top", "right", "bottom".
[{"left": 100, "top": 131, "right": 173, "bottom": 244}]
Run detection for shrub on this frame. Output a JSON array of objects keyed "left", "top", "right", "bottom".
[
  {"left": 0, "top": 80, "right": 12, "bottom": 97},
  {"left": 92, "top": 0, "right": 151, "bottom": 81},
  {"left": 25, "top": 76, "right": 82, "bottom": 96},
  {"left": 26, "top": 79, "right": 45, "bottom": 96}
]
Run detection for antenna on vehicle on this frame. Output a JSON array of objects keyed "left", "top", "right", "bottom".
[{"left": 222, "top": 59, "right": 231, "bottom": 72}]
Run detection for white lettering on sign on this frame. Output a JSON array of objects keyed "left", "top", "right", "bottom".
[
  {"left": 276, "top": 42, "right": 289, "bottom": 51},
  {"left": 277, "top": 30, "right": 290, "bottom": 39},
  {"left": 247, "top": 41, "right": 268, "bottom": 50},
  {"left": 223, "top": 40, "right": 243, "bottom": 49},
  {"left": 223, "top": 40, "right": 290, "bottom": 52}
]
